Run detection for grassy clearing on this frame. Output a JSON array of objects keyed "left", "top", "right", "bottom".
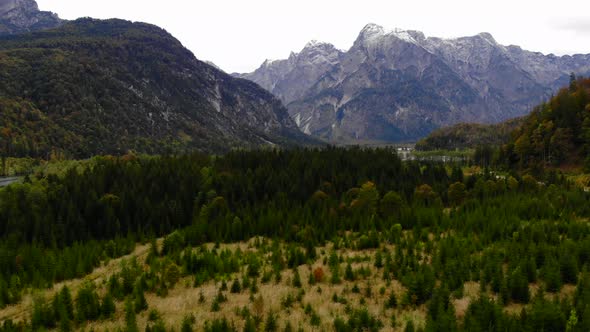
[
  {"left": 2, "top": 233, "right": 582, "bottom": 331},
  {"left": 0, "top": 236, "right": 476, "bottom": 332},
  {"left": 0, "top": 242, "right": 152, "bottom": 323}
]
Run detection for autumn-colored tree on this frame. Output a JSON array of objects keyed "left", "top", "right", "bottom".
[
  {"left": 448, "top": 182, "right": 467, "bottom": 207},
  {"left": 379, "top": 191, "right": 404, "bottom": 218},
  {"left": 313, "top": 267, "right": 325, "bottom": 283},
  {"left": 351, "top": 181, "right": 380, "bottom": 213},
  {"left": 414, "top": 184, "right": 439, "bottom": 207}
]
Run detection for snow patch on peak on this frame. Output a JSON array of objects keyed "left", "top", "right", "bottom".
[
  {"left": 389, "top": 28, "right": 417, "bottom": 43},
  {"left": 477, "top": 32, "right": 497, "bottom": 45},
  {"left": 305, "top": 40, "right": 323, "bottom": 48},
  {"left": 358, "top": 23, "right": 419, "bottom": 45},
  {"left": 302, "top": 40, "right": 338, "bottom": 52},
  {"left": 361, "top": 23, "right": 385, "bottom": 35},
  {"left": 262, "top": 59, "right": 278, "bottom": 67}
]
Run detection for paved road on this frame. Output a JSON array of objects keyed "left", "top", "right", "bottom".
[{"left": 0, "top": 177, "right": 20, "bottom": 187}]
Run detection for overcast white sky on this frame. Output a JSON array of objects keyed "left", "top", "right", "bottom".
[{"left": 37, "top": 0, "right": 590, "bottom": 73}]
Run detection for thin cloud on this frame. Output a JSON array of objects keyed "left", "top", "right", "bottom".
[{"left": 554, "top": 18, "right": 590, "bottom": 34}]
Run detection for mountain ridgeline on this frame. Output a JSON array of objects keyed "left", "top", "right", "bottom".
[
  {"left": 0, "top": 18, "right": 315, "bottom": 158},
  {"left": 238, "top": 24, "right": 590, "bottom": 143}
]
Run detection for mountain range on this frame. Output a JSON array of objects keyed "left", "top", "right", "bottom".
[
  {"left": 238, "top": 24, "right": 590, "bottom": 142},
  {"left": 0, "top": 1, "right": 314, "bottom": 158}
]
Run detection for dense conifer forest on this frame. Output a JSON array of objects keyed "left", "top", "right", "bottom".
[
  {"left": 1, "top": 2, "right": 589, "bottom": 331},
  {"left": 0, "top": 147, "right": 589, "bottom": 331}
]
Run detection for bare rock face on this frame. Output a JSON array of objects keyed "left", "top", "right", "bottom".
[
  {"left": 238, "top": 24, "right": 590, "bottom": 143},
  {"left": 0, "top": 0, "right": 62, "bottom": 35}
]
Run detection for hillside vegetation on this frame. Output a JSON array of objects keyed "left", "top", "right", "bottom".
[
  {"left": 0, "top": 18, "right": 312, "bottom": 159},
  {"left": 0, "top": 149, "right": 589, "bottom": 331},
  {"left": 415, "top": 118, "right": 524, "bottom": 151},
  {"left": 498, "top": 76, "right": 590, "bottom": 171}
]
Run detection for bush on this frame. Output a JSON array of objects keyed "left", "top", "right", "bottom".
[
  {"left": 313, "top": 267, "right": 325, "bottom": 283},
  {"left": 230, "top": 279, "right": 242, "bottom": 293}
]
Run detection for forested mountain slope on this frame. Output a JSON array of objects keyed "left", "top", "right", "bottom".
[
  {"left": 415, "top": 117, "right": 525, "bottom": 151},
  {"left": 0, "top": 18, "right": 315, "bottom": 158},
  {"left": 499, "top": 77, "right": 590, "bottom": 170}
]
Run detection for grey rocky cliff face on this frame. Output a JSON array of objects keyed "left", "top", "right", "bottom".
[
  {"left": 238, "top": 24, "right": 590, "bottom": 142},
  {"left": 0, "top": 0, "right": 62, "bottom": 35}
]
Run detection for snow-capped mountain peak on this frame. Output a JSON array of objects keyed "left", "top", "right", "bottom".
[
  {"left": 357, "top": 23, "right": 420, "bottom": 45},
  {"left": 238, "top": 23, "right": 590, "bottom": 144},
  {"left": 304, "top": 40, "right": 326, "bottom": 49},
  {"left": 476, "top": 32, "right": 497, "bottom": 45}
]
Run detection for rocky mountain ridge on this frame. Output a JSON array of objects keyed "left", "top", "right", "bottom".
[
  {"left": 238, "top": 24, "right": 590, "bottom": 142},
  {"left": 0, "top": 0, "right": 62, "bottom": 35}
]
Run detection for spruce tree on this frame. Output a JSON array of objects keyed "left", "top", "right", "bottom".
[
  {"left": 101, "top": 292, "right": 116, "bottom": 319},
  {"left": 125, "top": 298, "right": 138, "bottom": 332},
  {"left": 134, "top": 282, "right": 148, "bottom": 313}
]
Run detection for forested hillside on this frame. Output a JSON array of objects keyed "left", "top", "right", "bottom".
[
  {"left": 498, "top": 76, "right": 590, "bottom": 171},
  {"left": 0, "top": 149, "right": 589, "bottom": 331},
  {"left": 415, "top": 117, "right": 524, "bottom": 151},
  {"left": 0, "top": 18, "right": 314, "bottom": 158}
]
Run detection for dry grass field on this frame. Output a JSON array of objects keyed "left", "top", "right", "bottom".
[{"left": 0, "top": 235, "right": 573, "bottom": 332}]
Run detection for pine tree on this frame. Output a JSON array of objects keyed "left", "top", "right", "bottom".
[
  {"left": 101, "top": 292, "right": 116, "bottom": 319},
  {"left": 292, "top": 269, "right": 302, "bottom": 288},
  {"left": 265, "top": 311, "right": 278, "bottom": 332},
  {"left": 181, "top": 314, "right": 195, "bottom": 332},
  {"left": 508, "top": 267, "right": 530, "bottom": 303},
  {"left": 76, "top": 284, "right": 100, "bottom": 322},
  {"left": 243, "top": 316, "right": 257, "bottom": 332},
  {"left": 53, "top": 286, "right": 73, "bottom": 323},
  {"left": 134, "top": 282, "right": 148, "bottom": 313},
  {"left": 374, "top": 251, "right": 383, "bottom": 269},
  {"left": 58, "top": 307, "right": 72, "bottom": 332},
  {"left": 345, "top": 263, "right": 354, "bottom": 281},
  {"left": 230, "top": 279, "right": 241, "bottom": 293},
  {"left": 125, "top": 298, "right": 138, "bottom": 332},
  {"left": 386, "top": 292, "right": 397, "bottom": 308}
]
